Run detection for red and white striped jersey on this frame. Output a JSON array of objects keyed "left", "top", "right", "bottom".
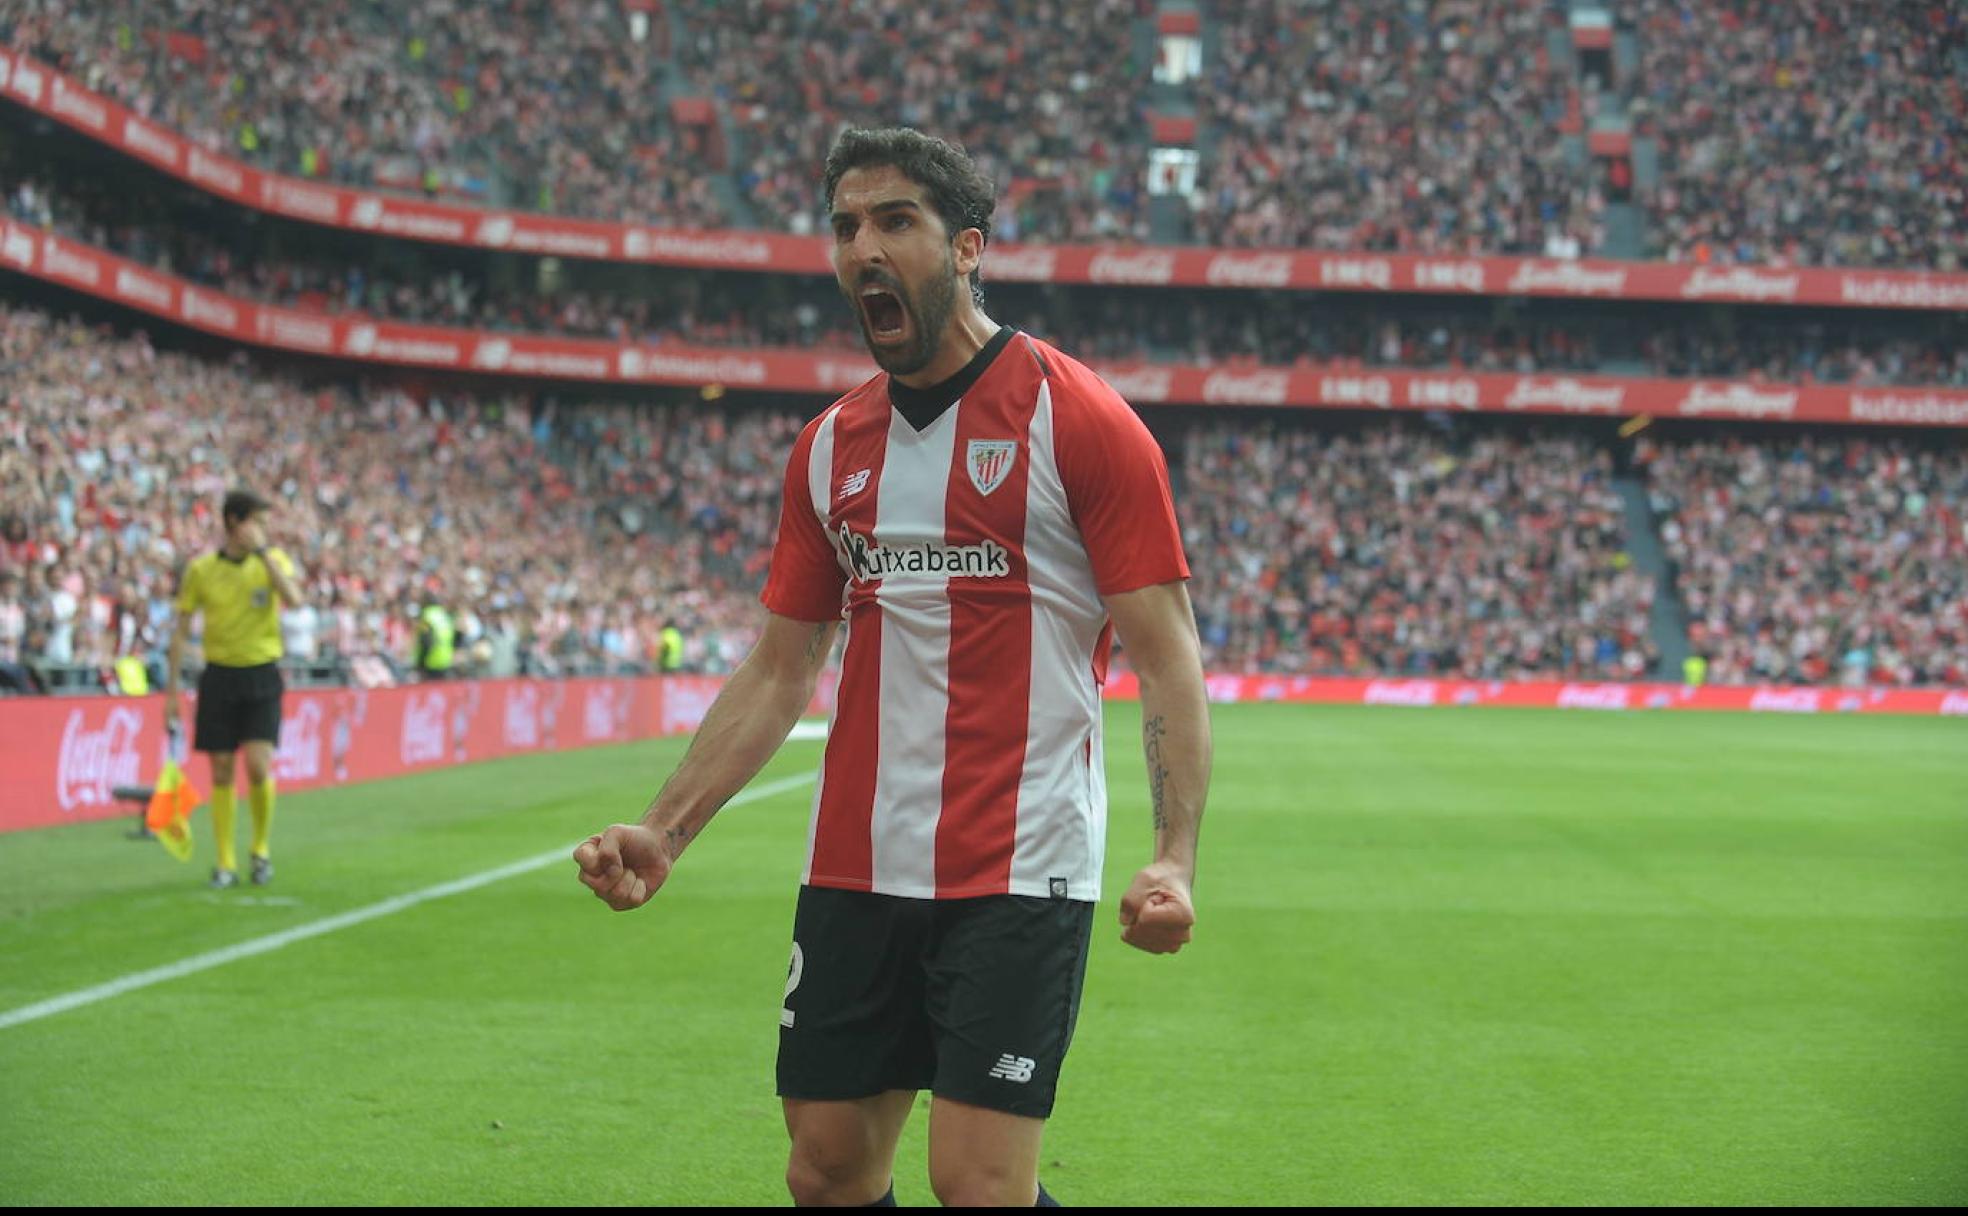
[{"left": 762, "top": 331, "right": 1189, "bottom": 902}]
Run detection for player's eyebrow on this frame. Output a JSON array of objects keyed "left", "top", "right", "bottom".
[{"left": 830, "top": 198, "right": 925, "bottom": 227}]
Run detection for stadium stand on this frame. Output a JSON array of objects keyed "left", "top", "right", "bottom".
[
  {"left": 1639, "top": 433, "right": 1968, "bottom": 687},
  {"left": 672, "top": 0, "right": 1157, "bottom": 242},
  {"left": 1178, "top": 421, "right": 1659, "bottom": 679},
  {"left": 7, "top": 0, "right": 1960, "bottom": 266},
  {"left": 0, "top": 306, "right": 791, "bottom": 688},
  {"left": 3, "top": 0, "right": 725, "bottom": 224},
  {"left": 1628, "top": 0, "right": 1968, "bottom": 271},
  {"left": 1, "top": 2, "right": 1964, "bottom": 698},
  {"left": 6, "top": 303, "right": 1964, "bottom": 691},
  {"left": 1196, "top": 0, "right": 1596, "bottom": 254}
]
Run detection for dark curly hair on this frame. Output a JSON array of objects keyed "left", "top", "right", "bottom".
[{"left": 822, "top": 127, "right": 997, "bottom": 306}]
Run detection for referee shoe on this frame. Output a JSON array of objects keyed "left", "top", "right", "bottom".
[
  {"left": 251, "top": 855, "right": 274, "bottom": 886},
  {"left": 209, "top": 868, "right": 239, "bottom": 889}
]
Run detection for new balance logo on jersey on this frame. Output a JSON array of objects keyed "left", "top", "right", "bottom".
[
  {"left": 837, "top": 524, "right": 1011, "bottom": 583},
  {"left": 839, "top": 468, "right": 872, "bottom": 500},
  {"left": 988, "top": 1054, "right": 1037, "bottom": 1083}
]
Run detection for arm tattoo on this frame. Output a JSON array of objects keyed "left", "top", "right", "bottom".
[
  {"left": 1144, "top": 714, "right": 1170, "bottom": 832},
  {"left": 664, "top": 825, "right": 692, "bottom": 857}
]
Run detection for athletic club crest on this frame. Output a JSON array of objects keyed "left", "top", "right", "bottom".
[{"left": 966, "top": 440, "right": 1017, "bottom": 496}]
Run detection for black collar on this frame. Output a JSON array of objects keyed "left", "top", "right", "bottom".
[{"left": 887, "top": 325, "right": 1017, "bottom": 432}]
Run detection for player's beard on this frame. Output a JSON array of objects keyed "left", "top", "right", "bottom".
[{"left": 849, "top": 253, "right": 958, "bottom": 378}]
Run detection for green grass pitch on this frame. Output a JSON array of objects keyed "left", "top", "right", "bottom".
[{"left": 1, "top": 703, "right": 1964, "bottom": 1206}]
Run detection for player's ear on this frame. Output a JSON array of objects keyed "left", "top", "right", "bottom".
[{"left": 952, "top": 226, "right": 985, "bottom": 282}]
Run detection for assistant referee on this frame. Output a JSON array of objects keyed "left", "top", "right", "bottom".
[{"left": 165, "top": 490, "right": 308, "bottom": 889}]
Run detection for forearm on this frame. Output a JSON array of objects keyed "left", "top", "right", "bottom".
[
  {"left": 264, "top": 562, "right": 306, "bottom": 608},
  {"left": 165, "top": 628, "right": 188, "bottom": 695},
  {"left": 1135, "top": 660, "right": 1212, "bottom": 879},
  {"left": 639, "top": 635, "right": 824, "bottom": 855}
]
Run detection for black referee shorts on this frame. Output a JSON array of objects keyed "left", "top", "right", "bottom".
[
  {"left": 776, "top": 886, "right": 1095, "bottom": 1119},
  {"left": 193, "top": 662, "right": 285, "bottom": 753}
]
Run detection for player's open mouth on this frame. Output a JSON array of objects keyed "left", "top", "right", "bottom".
[{"left": 859, "top": 286, "right": 908, "bottom": 343}]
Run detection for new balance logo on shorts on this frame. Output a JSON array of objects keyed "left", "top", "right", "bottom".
[{"left": 988, "top": 1054, "right": 1037, "bottom": 1083}]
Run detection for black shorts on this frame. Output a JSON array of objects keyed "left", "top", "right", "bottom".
[
  {"left": 776, "top": 886, "right": 1095, "bottom": 1119},
  {"left": 193, "top": 662, "right": 284, "bottom": 753}
]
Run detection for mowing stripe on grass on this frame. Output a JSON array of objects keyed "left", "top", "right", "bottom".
[{"left": 0, "top": 770, "right": 819, "bottom": 1032}]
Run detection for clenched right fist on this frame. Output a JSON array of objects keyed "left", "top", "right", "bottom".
[{"left": 573, "top": 823, "right": 676, "bottom": 911}]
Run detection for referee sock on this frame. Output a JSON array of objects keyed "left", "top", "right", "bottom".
[
  {"left": 211, "top": 785, "right": 238, "bottom": 873},
  {"left": 1036, "top": 1181, "right": 1061, "bottom": 1207},
  {"left": 249, "top": 778, "right": 276, "bottom": 859}
]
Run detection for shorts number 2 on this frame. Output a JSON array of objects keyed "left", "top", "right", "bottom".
[{"left": 780, "top": 941, "right": 804, "bottom": 1028}]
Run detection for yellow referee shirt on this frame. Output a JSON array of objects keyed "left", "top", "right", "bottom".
[{"left": 176, "top": 548, "right": 296, "bottom": 667}]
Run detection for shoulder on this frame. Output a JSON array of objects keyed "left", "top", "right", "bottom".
[
  {"left": 1024, "top": 336, "right": 1136, "bottom": 422},
  {"left": 793, "top": 375, "right": 887, "bottom": 452},
  {"left": 1024, "top": 336, "right": 1158, "bottom": 451},
  {"left": 785, "top": 377, "right": 888, "bottom": 488},
  {"left": 826, "top": 371, "right": 891, "bottom": 427}
]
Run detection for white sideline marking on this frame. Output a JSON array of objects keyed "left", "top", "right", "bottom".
[
  {"left": 787, "top": 719, "right": 831, "bottom": 742},
  {"left": 0, "top": 770, "right": 819, "bottom": 1032},
  {"left": 200, "top": 895, "right": 304, "bottom": 908}
]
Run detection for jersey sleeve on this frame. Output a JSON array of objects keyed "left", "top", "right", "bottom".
[
  {"left": 760, "top": 416, "right": 848, "bottom": 622},
  {"left": 173, "top": 560, "right": 201, "bottom": 617},
  {"left": 1049, "top": 360, "right": 1190, "bottom": 596},
  {"left": 267, "top": 547, "right": 297, "bottom": 579}
]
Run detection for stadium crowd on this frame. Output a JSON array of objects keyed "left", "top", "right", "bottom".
[
  {"left": 1177, "top": 421, "right": 1659, "bottom": 680},
  {"left": 1641, "top": 434, "right": 1968, "bottom": 688},
  {"left": 0, "top": 306, "right": 791, "bottom": 692},
  {"left": 8, "top": 0, "right": 1959, "bottom": 268},
  {"left": 1196, "top": 0, "right": 1599, "bottom": 257},
  {"left": 4, "top": 0, "right": 726, "bottom": 225},
  {"left": 672, "top": 0, "right": 1156, "bottom": 243},
  {"left": 6, "top": 305, "right": 1966, "bottom": 693},
  {"left": 1628, "top": 0, "right": 1968, "bottom": 272}
]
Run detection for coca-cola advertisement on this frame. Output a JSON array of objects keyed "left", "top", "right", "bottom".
[
  {"left": 272, "top": 697, "right": 327, "bottom": 782},
  {"left": 53, "top": 704, "right": 147, "bottom": 812},
  {"left": 398, "top": 688, "right": 450, "bottom": 767},
  {"left": 3, "top": 677, "right": 651, "bottom": 833},
  {"left": 0, "top": 674, "right": 851, "bottom": 834},
  {"left": 502, "top": 682, "right": 544, "bottom": 750},
  {"left": 658, "top": 676, "right": 725, "bottom": 737},
  {"left": 579, "top": 680, "right": 637, "bottom": 743}
]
